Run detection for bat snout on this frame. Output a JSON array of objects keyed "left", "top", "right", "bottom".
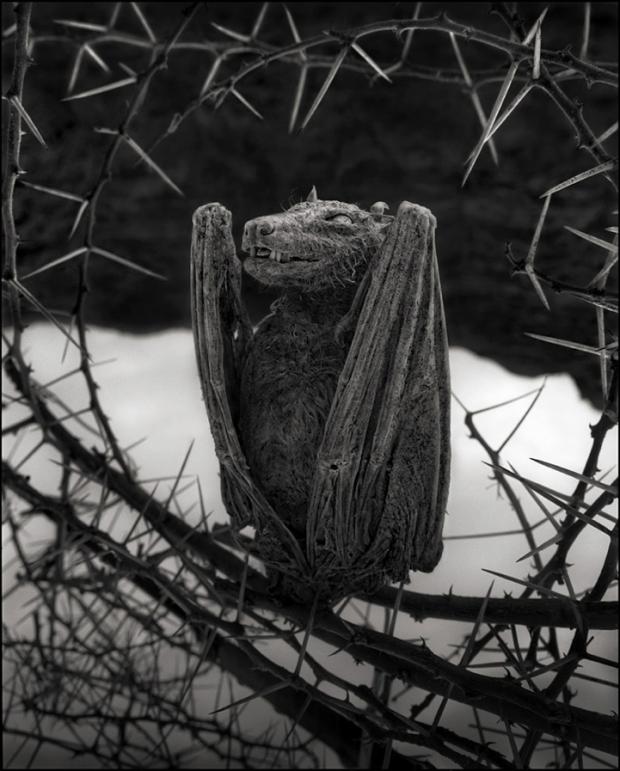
[
  {"left": 242, "top": 217, "right": 278, "bottom": 251},
  {"left": 258, "top": 221, "right": 275, "bottom": 236}
]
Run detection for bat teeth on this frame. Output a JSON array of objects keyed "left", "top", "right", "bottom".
[{"left": 254, "top": 247, "right": 289, "bottom": 263}]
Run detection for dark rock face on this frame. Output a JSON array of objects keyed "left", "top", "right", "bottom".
[{"left": 4, "top": 2, "right": 617, "bottom": 406}]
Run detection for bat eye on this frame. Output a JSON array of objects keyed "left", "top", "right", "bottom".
[{"left": 326, "top": 213, "right": 353, "bottom": 224}]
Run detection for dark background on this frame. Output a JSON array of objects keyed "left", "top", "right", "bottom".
[{"left": 3, "top": 2, "right": 617, "bottom": 404}]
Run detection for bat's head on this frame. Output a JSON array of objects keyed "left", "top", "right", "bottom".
[{"left": 241, "top": 188, "right": 392, "bottom": 291}]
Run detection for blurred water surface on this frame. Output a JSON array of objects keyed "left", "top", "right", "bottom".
[{"left": 3, "top": 324, "right": 617, "bottom": 767}]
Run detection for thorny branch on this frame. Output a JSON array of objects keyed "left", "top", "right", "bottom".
[
  {"left": 483, "top": 6, "right": 619, "bottom": 766},
  {"left": 2, "top": 455, "right": 617, "bottom": 758},
  {"left": 2, "top": 3, "right": 618, "bottom": 769}
]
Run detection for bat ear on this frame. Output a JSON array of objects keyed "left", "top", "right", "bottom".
[
  {"left": 370, "top": 201, "right": 394, "bottom": 225},
  {"left": 306, "top": 186, "right": 319, "bottom": 202},
  {"left": 370, "top": 201, "right": 389, "bottom": 220},
  {"left": 370, "top": 201, "right": 393, "bottom": 233}
]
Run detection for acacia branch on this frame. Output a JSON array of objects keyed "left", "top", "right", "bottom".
[
  {"left": 3, "top": 460, "right": 500, "bottom": 769},
  {"left": 4, "top": 432, "right": 617, "bottom": 758},
  {"left": 2, "top": 3, "right": 32, "bottom": 395},
  {"left": 365, "top": 586, "right": 617, "bottom": 630},
  {"left": 492, "top": 4, "right": 616, "bottom": 175},
  {"left": 5, "top": 462, "right": 614, "bottom": 764},
  {"left": 137, "top": 8, "right": 617, "bottom": 157},
  {"left": 1, "top": 1, "right": 31, "bottom": 298}
]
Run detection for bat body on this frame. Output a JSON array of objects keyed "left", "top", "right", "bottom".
[
  {"left": 191, "top": 193, "right": 450, "bottom": 603},
  {"left": 239, "top": 291, "right": 350, "bottom": 539}
]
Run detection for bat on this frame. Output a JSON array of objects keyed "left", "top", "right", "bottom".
[{"left": 191, "top": 189, "right": 450, "bottom": 603}]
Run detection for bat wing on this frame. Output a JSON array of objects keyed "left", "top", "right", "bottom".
[
  {"left": 307, "top": 202, "right": 450, "bottom": 593},
  {"left": 191, "top": 204, "right": 307, "bottom": 571}
]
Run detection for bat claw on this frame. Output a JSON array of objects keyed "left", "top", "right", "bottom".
[
  {"left": 396, "top": 200, "right": 437, "bottom": 228},
  {"left": 193, "top": 202, "right": 232, "bottom": 228}
]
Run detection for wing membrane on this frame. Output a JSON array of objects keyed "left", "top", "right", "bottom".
[
  {"left": 191, "top": 204, "right": 307, "bottom": 570},
  {"left": 307, "top": 202, "right": 450, "bottom": 591}
]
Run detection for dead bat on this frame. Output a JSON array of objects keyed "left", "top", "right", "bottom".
[{"left": 191, "top": 189, "right": 450, "bottom": 603}]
